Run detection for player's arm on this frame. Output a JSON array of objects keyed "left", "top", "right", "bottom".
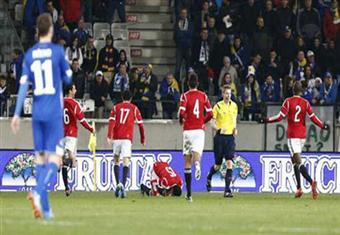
[
  {"left": 75, "top": 102, "right": 94, "bottom": 133},
  {"left": 59, "top": 46, "right": 73, "bottom": 85},
  {"left": 210, "top": 104, "right": 219, "bottom": 131},
  {"left": 306, "top": 102, "right": 326, "bottom": 129},
  {"left": 204, "top": 94, "right": 213, "bottom": 123},
  {"left": 178, "top": 94, "right": 186, "bottom": 124},
  {"left": 266, "top": 99, "right": 288, "bottom": 123},
  {"left": 135, "top": 107, "right": 145, "bottom": 145},
  {"left": 107, "top": 106, "right": 116, "bottom": 142}
]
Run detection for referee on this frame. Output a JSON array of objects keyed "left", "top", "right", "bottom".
[{"left": 206, "top": 85, "right": 238, "bottom": 197}]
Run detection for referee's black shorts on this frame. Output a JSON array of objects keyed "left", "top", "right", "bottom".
[{"left": 213, "top": 132, "right": 235, "bottom": 165}]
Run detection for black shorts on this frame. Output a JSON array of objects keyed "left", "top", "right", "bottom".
[{"left": 213, "top": 133, "right": 235, "bottom": 165}]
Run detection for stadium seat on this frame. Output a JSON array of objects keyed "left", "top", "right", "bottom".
[
  {"left": 93, "top": 22, "right": 111, "bottom": 40},
  {"left": 111, "top": 23, "right": 128, "bottom": 30},
  {"left": 112, "top": 29, "right": 128, "bottom": 40},
  {"left": 94, "top": 40, "right": 106, "bottom": 50},
  {"left": 83, "top": 22, "right": 93, "bottom": 37},
  {"left": 14, "top": 3, "right": 23, "bottom": 22}
]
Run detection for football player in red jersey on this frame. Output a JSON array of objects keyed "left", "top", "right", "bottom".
[
  {"left": 63, "top": 84, "right": 94, "bottom": 196},
  {"left": 265, "top": 81, "right": 329, "bottom": 199},
  {"left": 107, "top": 90, "right": 145, "bottom": 198},
  {"left": 141, "top": 161, "right": 183, "bottom": 197},
  {"left": 178, "top": 74, "right": 213, "bottom": 202}
]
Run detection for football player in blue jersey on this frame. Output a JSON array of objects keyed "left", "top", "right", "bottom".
[{"left": 11, "top": 13, "right": 72, "bottom": 220}]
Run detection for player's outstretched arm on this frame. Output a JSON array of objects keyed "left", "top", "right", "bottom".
[
  {"left": 265, "top": 112, "right": 285, "bottom": 123},
  {"left": 80, "top": 119, "right": 95, "bottom": 133},
  {"left": 307, "top": 102, "right": 326, "bottom": 129}
]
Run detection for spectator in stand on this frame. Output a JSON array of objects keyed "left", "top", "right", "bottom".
[
  {"left": 193, "top": 1, "right": 210, "bottom": 35},
  {"left": 242, "top": 73, "right": 261, "bottom": 121},
  {"left": 60, "top": 0, "right": 81, "bottom": 31},
  {"left": 116, "top": 49, "right": 131, "bottom": 72},
  {"left": 306, "top": 50, "right": 321, "bottom": 76},
  {"left": 220, "top": 72, "right": 237, "bottom": 98},
  {"left": 192, "top": 28, "right": 210, "bottom": 92},
  {"left": 230, "top": 36, "right": 249, "bottom": 73},
  {"left": 323, "top": 0, "right": 340, "bottom": 41},
  {"left": 159, "top": 73, "right": 180, "bottom": 119},
  {"left": 248, "top": 54, "right": 265, "bottom": 84},
  {"left": 283, "top": 75, "right": 294, "bottom": 98},
  {"left": 97, "top": 34, "right": 119, "bottom": 74},
  {"left": 277, "top": 26, "right": 296, "bottom": 76},
  {"left": 71, "top": 59, "right": 86, "bottom": 99},
  {"left": 320, "top": 72, "right": 338, "bottom": 104},
  {"left": 261, "top": 0, "right": 276, "bottom": 37},
  {"left": 261, "top": 74, "right": 280, "bottom": 102},
  {"left": 9, "top": 49, "right": 23, "bottom": 93},
  {"left": 137, "top": 64, "right": 158, "bottom": 119},
  {"left": 210, "top": 31, "right": 230, "bottom": 82},
  {"left": 46, "top": 0, "right": 58, "bottom": 23},
  {"left": 218, "top": 56, "right": 238, "bottom": 92},
  {"left": 82, "top": 36, "right": 97, "bottom": 74},
  {"left": 110, "top": 63, "right": 130, "bottom": 103},
  {"left": 174, "top": 7, "right": 193, "bottom": 83},
  {"left": 252, "top": 16, "right": 273, "bottom": 60},
  {"left": 296, "top": 0, "right": 321, "bottom": 43},
  {"left": 207, "top": 16, "right": 218, "bottom": 51},
  {"left": 23, "top": 0, "right": 45, "bottom": 47},
  {"left": 240, "top": 0, "right": 259, "bottom": 37},
  {"left": 266, "top": 49, "right": 281, "bottom": 81},
  {"left": 90, "top": 71, "right": 109, "bottom": 118},
  {"left": 296, "top": 36, "right": 307, "bottom": 53},
  {"left": 301, "top": 80, "right": 313, "bottom": 103},
  {"left": 217, "top": 0, "right": 240, "bottom": 37},
  {"left": 129, "top": 67, "right": 140, "bottom": 99},
  {"left": 73, "top": 18, "right": 89, "bottom": 47},
  {"left": 0, "top": 75, "right": 9, "bottom": 116},
  {"left": 293, "top": 50, "right": 307, "bottom": 80},
  {"left": 54, "top": 14, "right": 72, "bottom": 45},
  {"left": 65, "top": 37, "right": 84, "bottom": 66},
  {"left": 93, "top": 0, "right": 110, "bottom": 22},
  {"left": 312, "top": 77, "right": 322, "bottom": 104},
  {"left": 275, "top": 0, "right": 296, "bottom": 36},
  {"left": 109, "top": 0, "right": 126, "bottom": 23},
  {"left": 311, "top": 37, "right": 327, "bottom": 73},
  {"left": 81, "top": 0, "right": 93, "bottom": 22},
  {"left": 325, "top": 39, "right": 337, "bottom": 75},
  {"left": 302, "top": 65, "right": 315, "bottom": 83}
]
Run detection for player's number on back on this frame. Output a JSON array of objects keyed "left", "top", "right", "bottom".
[
  {"left": 193, "top": 99, "right": 199, "bottom": 118},
  {"left": 294, "top": 105, "right": 301, "bottom": 122},
  {"left": 120, "top": 109, "right": 130, "bottom": 124},
  {"left": 165, "top": 167, "right": 177, "bottom": 177},
  {"left": 64, "top": 108, "right": 70, "bottom": 124},
  {"left": 31, "top": 59, "right": 55, "bottom": 96}
]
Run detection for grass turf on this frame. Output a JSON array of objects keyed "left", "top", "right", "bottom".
[{"left": 1, "top": 192, "right": 340, "bottom": 235}]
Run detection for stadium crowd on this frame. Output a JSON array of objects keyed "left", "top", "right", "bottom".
[{"left": 0, "top": 0, "right": 340, "bottom": 120}]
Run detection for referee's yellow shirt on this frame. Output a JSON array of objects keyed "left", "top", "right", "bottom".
[{"left": 212, "top": 100, "right": 238, "bottom": 135}]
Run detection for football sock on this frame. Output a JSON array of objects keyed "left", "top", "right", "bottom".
[
  {"left": 184, "top": 168, "right": 192, "bottom": 197},
  {"left": 207, "top": 166, "right": 217, "bottom": 181},
  {"left": 35, "top": 164, "right": 44, "bottom": 184},
  {"left": 299, "top": 165, "right": 313, "bottom": 184},
  {"left": 293, "top": 165, "right": 301, "bottom": 189},
  {"left": 62, "top": 166, "right": 69, "bottom": 190},
  {"left": 40, "top": 162, "right": 58, "bottom": 213},
  {"left": 114, "top": 165, "right": 120, "bottom": 185},
  {"left": 122, "top": 166, "right": 129, "bottom": 187},
  {"left": 225, "top": 169, "right": 233, "bottom": 193}
]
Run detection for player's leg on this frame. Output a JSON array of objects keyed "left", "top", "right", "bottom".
[
  {"left": 206, "top": 133, "right": 222, "bottom": 192},
  {"left": 288, "top": 138, "right": 302, "bottom": 197},
  {"left": 120, "top": 140, "right": 132, "bottom": 198},
  {"left": 62, "top": 149, "right": 73, "bottom": 196},
  {"left": 224, "top": 135, "right": 235, "bottom": 198},
  {"left": 192, "top": 130, "right": 205, "bottom": 180},
  {"left": 112, "top": 140, "right": 122, "bottom": 197},
  {"left": 183, "top": 131, "right": 193, "bottom": 201}
]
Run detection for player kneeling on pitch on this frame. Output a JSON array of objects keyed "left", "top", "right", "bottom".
[
  {"left": 62, "top": 83, "right": 94, "bottom": 196},
  {"left": 107, "top": 90, "right": 145, "bottom": 198},
  {"left": 141, "top": 161, "right": 183, "bottom": 197},
  {"left": 264, "top": 81, "right": 329, "bottom": 199}
]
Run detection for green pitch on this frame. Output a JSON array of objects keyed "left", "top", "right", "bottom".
[{"left": 1, "top": 192, "right": 340, "bottom": 235}]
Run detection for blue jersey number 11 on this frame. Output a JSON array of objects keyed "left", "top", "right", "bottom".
[{"left": 31, "top": 59, "right": 55, "bottom": 96}]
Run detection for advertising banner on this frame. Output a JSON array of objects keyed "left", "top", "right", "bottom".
[
  {"left": 266, "top": 105, "right": 334, "bottom": 152},
  {"left": 1, "top": 150, "right": 340, "bottom": 193}
]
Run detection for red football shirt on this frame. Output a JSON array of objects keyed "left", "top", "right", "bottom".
[
  {"left": 179, "top": 89, "right": 213, "bottom": 130},
  {"left": 153, "top": 161, "right": 183, "bottom": 189},
  {"left": 64, "top": 98, "right": 93, "bottom": 137},
  {"left": 267, "top": 96, "right": 324, "bottom": 138},
  {"left": 107, "top": 101, "right": 145, "bottom": 142}
]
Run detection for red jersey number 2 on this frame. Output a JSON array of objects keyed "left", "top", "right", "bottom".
[{"left": 294, "top": 105, "right": 301, "bottom": 122}]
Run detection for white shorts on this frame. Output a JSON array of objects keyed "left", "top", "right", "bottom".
[
  {"left": 64, "top": 136, "right": 77, "bottom": 155},
  {"left": 113, "top": 139, "right": 132, "bottom": 158},
  {"left": 183, "top": 129, "right": 205, "bottom": 156},
  {"left": 287, "top": 138, "right": 306, "bottom": 156}
]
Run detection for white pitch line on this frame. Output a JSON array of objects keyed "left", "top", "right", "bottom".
[{"left": 4, "top": 219, "right": 85, "bottom": 227}]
